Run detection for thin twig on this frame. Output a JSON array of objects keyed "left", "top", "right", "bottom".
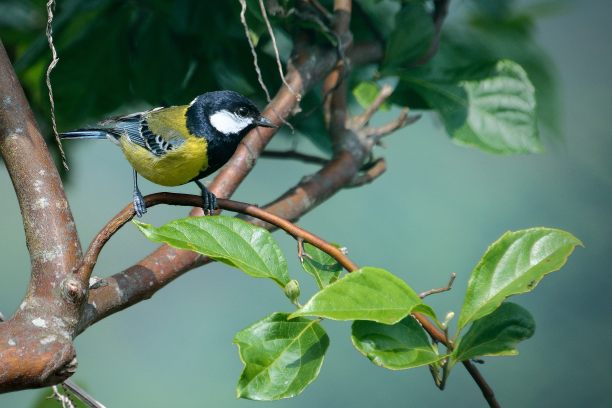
[
  {"left": 62, "top": 380, "right": 107, "bottom": 408},
  {"left": 412, "top": 311, "right": 499, "bottom": 407},
  {"left": 258, "top": 0, "right": 300, "bottom": 100},
  {"left": 45, "top": 0, "right": 68, "bottom": 170},
  {"left": 419, "top": 272, "right": 457, "bottom": 299},
  {"left": 261, "top": 149, "right": 328, "bottom": 165},
  {"left": 352, "top": 84, "right": 394, "bottom": 129},
  {"left": 463, "top": 361, "right": 501, "bottom": 408},
  {"left": 296, "top": 237, "right": 313, "bottom": 262},
  {"left": 365, "top": 110, "right": 421, "bottom": 142},
  {"left": 76, "top": 193, "right": 357, "bottom": 282},
  {"left": 346, "top": 158, "right": 386, "bottom": 188},
  {"left": 438, "top": 341, "right": 451, "bottom": 390}
]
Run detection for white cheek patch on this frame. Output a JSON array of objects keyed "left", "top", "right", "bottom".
[{"left": 209, "top": 110, "right": 253, "bottom": 134}]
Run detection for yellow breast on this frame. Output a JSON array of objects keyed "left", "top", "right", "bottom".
[
  {"left": 120, "top": 137, "right": 208, "bottom": 186},
  {"left": 118, "top": 106, "right": 209, "bottom": 186}
]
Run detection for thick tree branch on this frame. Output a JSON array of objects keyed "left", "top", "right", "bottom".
[
  {"left": 0, "top": 41, "right": 84, "bottom": 392},
  {"left": 0, "top": 42, "right": 82, "bottom": 301}
]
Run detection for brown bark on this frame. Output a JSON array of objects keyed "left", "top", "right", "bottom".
[{"left": 0, "top": 41, "right": 83, "bottom": 392}]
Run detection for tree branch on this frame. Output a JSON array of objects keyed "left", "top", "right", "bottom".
[
  {"left": 346, "top": 157, "right": 386, "bottom": 188},
  {"left": 419, "top": 272, "right": 456, "bottom": 299},
  {"left": 0, "top": 40, "right": 84, "bottom": 392},
  {"left": 77, "top": 193, "right": 357, "bottom": 285},
  {"left": 463, "top": 361, "right": 501, "bottom": 408}
]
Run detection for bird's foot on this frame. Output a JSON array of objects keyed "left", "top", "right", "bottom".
[
  {"left": 133, "top": 190, "right": 147, "bottom": 217},
  {"left": 202, "top": 189, "right": 217, "bottom": 216}
]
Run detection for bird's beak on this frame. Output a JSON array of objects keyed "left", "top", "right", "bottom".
[{"left": 253, "top": 116, "right": 277, "bottom": 128}]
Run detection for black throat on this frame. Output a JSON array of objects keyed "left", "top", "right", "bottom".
[{"left": 186, "top": 98, "right": 252, "bottom": 178}]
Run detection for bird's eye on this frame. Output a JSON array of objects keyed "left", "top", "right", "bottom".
[{"left": 236, "top": 107, "right": 249, "bottom": 117}]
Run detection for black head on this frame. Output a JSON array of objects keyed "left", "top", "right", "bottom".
[{"left": 186, "top": 90, "right": 275, "bottom": 140}]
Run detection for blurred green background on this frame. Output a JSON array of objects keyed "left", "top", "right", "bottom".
[{"left": 1, "top": 0, "right": 611, "bottom": 407}]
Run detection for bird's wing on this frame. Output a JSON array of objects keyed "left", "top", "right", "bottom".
[
  {"left": 99, "top": 111, "right": 148, "bottom": 148},
  {"left": 101, "top": 106, "right": 189, "bottom": 156},
  {"left": 141, "top": 105, "right": 191, "bottom": 156}
]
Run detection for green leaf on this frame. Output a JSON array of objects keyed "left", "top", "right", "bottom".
[
  {"left": 383, "top": 2, "right": 435, "bottom": 69},
  {"left": 399, "top": 60, "right": 542, "bottom": 154},
  {"left": 454, "top": 302, "right": 535, "bottom": 363},
  {"left": 448, "top": 11, "right": 561, "bottom": 132},
  {"left": 300, "top": 242, "right": 343, "bottom": 289},
  {"left": 351, "top": 316, "right": 445, "bottom": 370},
  {"left": 134, "top": 216, "right": 290, "bottom": 287},
  {"left": 290, "top": 267, "right": 432, "bottom": 324},
  {"left": 458, "top": 228, "right": 581, "bottom": 331},
  {"left": 352, "top": 82, "right": 390, "bottom": 111},
  {"left": 234, "top": 313, "right": 329, "bottom": 400}
]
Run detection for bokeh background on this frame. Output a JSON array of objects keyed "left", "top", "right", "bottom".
[{"left": 1, "top": 0, "right": 611, "bottom": 407}]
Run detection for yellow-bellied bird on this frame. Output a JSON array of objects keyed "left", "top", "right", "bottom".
[{"left": 60, "top": 91, "right": 276, "bottom": 216}]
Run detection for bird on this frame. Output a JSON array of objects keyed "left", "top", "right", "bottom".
[{"left": 60, "top": 90, "right": 276, "bottom": 217}]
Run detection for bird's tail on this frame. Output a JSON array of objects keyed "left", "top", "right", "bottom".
[{"left": 59, "top": 129, "right": 116, "bottom": 140}]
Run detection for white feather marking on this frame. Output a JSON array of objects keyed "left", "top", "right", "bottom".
[{"left": 209, "top": 110, "right": 253, "bottom": 134}]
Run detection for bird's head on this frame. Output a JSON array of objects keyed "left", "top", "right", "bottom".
[{"left": 186, "top": 91, "right": 276, "bottom": 140}]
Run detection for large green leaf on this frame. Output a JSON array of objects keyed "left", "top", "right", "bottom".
[
  {"left": 458, "top": 228, "right": 581, "bottom": 330},
  {"left": 300, "top": 242, "right": 343, "bottom": 289},
  {"left": 134, "top": 216, "right": 290, "bottom": 287},
  {"left": 351, "top": 316, "right": 445, "bottom": 370},
  {"left": 290, "top": 267, "right": 434, "bottom": 324},
  {"left": 453, "top": 302, "right": 535, "bottom": 363},
  {"left": 234, "top": 313, "right": 329, "bottom": 400},
  {"left": 388, "top": 2, "right": 561, "bottom": 132},
  {"left": 398, "top": 60, "right": 542, "bottom": 154},
  {"left": 467, "top": 4, "right": 562, "bottom": 131}
]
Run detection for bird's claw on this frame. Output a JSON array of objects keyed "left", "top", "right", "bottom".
[
  {"left": 202, "top": 189, "right": 217, "bottom": 216},
  {"left": 133, "top": 190, "right": 147, "bottom": 217}
]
